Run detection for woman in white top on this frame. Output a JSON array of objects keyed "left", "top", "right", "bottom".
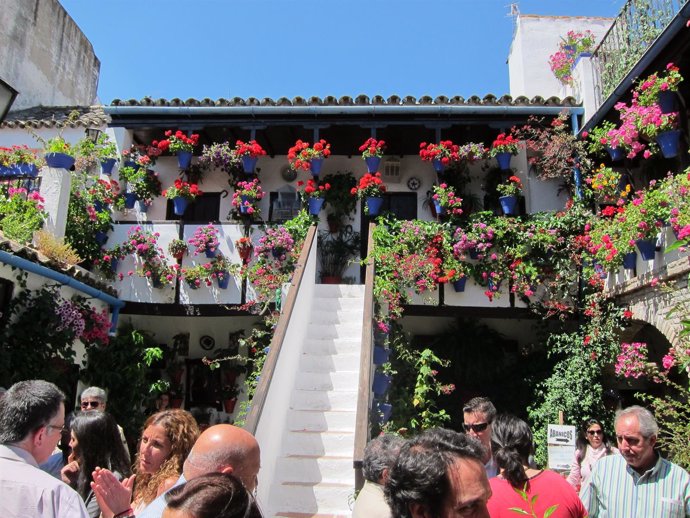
[{"left": 566, "top": 418, "right": 618, "bottom": 491}]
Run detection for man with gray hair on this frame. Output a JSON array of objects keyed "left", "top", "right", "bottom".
[
  {"left": 463, "top": 396, "right": 498, "bottom": 478},
  {"left": 80, "top": 386, "right": 130, "bottom": 461},
  {"left": 580, "top": 405, "right": 690, "bottom": 517},
  {"left": 0, "top": 380, "right": 89, "bottom": 518},
  {"left": 353, "top": 434, "right": 405, "bottom": 518}
]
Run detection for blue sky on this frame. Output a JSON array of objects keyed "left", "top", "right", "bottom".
[{"left": 60, "top": 0, "right": 624, "bottom": 104}]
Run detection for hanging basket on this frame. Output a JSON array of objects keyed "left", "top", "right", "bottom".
[
  {"left": 124, "top": 192, "right": 137, "bottom": 209},
  {"left": 217, "top": 273, "right": 230, "bottom": 290},
  {"left": 622, "top": 251, "right": 637, "bottom": 270},
  {"left": 101, "top": 158, "right": 117, "bottom": 175},
  {"left": 432, "top": 159, "right": 445, "bottom": 173},
  {"left": 606, "top": 146, "right": 624, "bottom": 162}
]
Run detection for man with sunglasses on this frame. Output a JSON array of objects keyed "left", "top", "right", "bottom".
[
  {"left": 463, "top": 397, "right": 498, "bottom": 478},
  {"left": 0, "top": 379, "right": 90, "bottom": 518},
  {"left": 80, "top": 386, "right": 130, "bottom": 462}
]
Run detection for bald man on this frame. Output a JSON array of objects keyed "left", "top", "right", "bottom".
[{"left": 92, "top": 424, "right": 260, "bottom": 518}]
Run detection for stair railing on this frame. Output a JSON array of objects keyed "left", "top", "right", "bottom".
[
  {"left": 244, "top": 224, "right": 318, "bottom": 434},
  {"left": 353, "top": 221, "right": 376, "bottom": 490}
]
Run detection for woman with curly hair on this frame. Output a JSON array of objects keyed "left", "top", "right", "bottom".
[{"left": 131, "top": 409, "right": 199, "bottom": 513}]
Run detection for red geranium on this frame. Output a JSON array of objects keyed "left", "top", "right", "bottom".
[
  {"left": 419, "top": 140, "right": 460, "bottom": 165},
  {"left": 163, "top": 179, "right": 202, "bottom": 200},
  {"left": 351, "top": 172, "right": 387, "bottom": 198},
  {"left": 158, "top": 130, "right": 199, "bottom": 153},
  {"left": 234, "top": 139, "right": 266, "bottom": 158},
  {"left": 298, "top": 178, "right": 331, "bottom": 198},
  {"left": 359, "top": 138, "right": 386, "bottom": 159},
  {"left": 287, "top": 139, "right": 332, "bottom": 170}
]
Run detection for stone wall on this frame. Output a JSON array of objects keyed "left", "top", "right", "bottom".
[{"left": 0, "top": 0, "right": 100, "bottom": 110}]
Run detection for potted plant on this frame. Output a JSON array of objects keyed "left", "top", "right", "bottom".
[
  {"left": 168, "top": 239, "right": 188, "bottom": 261},
  {"left": 130, "top": 169, "right": 162, "bottom": 212},
  {"left": 586, "top": 165, "right": 629, "bottom": 205},
  {"left": 431, "top": 183, "right": 464, "bottom": 217},
  {"left": 419, "top": 140, "right": 460, "bottom": 173},
  {"left": 298, "top": 178, "right": 331, "bottom": 216},
  {"left": 220, "top": 382, "right": 240, "bottom": 414},
  {"left": 182, "top": 263, "right": 213, "bottom": 289},
  {"left": 322, "top": 172, "right": 357, "bottom": 233},
  {"left": 235, "top": 236, "right": 253, "bottom": 264},
  {"left": 548, "top": 30, "right": 596, "bottom": 85},
  {"left": 95, "top": 243, "right": 128, "bottom": 281},
  {"left": 210, "top": 254, "right": 237, "bottom": 289},
  {"left": 635, "top": 62, "right": 683, "bottom": 110},
  {"left": 255, "top": 226, "right": 295, "bottom": 262},
  {"left": 317, "top": 229, "right": 361, "bottom": 284},
  {"left": 189, "top": 224, "right": 221, "bottom": 258},
  {"left": 359, "top": 137, "right": 386, "bottom": 173},
  {"left": 157, "top": 130, "right": 200, "bottom": 169},
  {"left": 586, "top": 121, "right": 625, "bottom": 160},
  {"left": 457, "top": 142, "right": 488, "bottom": 163},
  {"left": 42, "top": 136, "right": 75, "bottom": 169},
  {"left": 496, "top": 175, "right": 523, "bottom": 215},
  {"left": 231, "top": 178, "right": 264, "bottom": 216},
  {"left": 87, "top": 178, "right": 121, "bottom": 213},
  {"left": 0, "top": 145, "right": 44, "bottom": 177},
  {"left": 287, "top": 139, "right": 331, "bottom": 175},
  {"left": 351, "top": 172, "right": 387, "bottom": 216},
  {"left": 141, "top": 259, "right": 178, "bottom": 288},
  {"left": 163, "top": 179, "right": 203, "bottom": 216},
  {"left": 94, "top": 133, "right": 119, "bottom": 174},
  {"left": 489, "top": 133, "right": 520, "bottom": 170},
  {"left": 200, "top": 141, "right": 239, "bottom": 175},
  {"left": 233, "top": 139, "right": 266, "bottom": 174}
]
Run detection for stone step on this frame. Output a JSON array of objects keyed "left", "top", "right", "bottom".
[
  {"left": 300, "top": 352, "right": 360, "bottom": 373},
  {"left": 313, "top": 284, "right": 365, "bottom": 298},
  {"left": 286, "top": 410, "right": 357, "bottom": 433},
  {"left": 304, "top": 323, "right": 362, "bottom": 340},
  {"left": 310, "top": 296, "right": 365, "bottom": 312},
  {"left": 309, "top": 308, "right": 363, "bottom": 325},
  {"left": 290, "top": 389, "right": 358, "bottom": 412},
  {"left": 302, "top": 338, "right": 361, "bottom": 356},
  {"left": 282, "top": 430, "right": 356, "bottom": 457},
  {"left": 276, "top": 455, "right": 355, "bottom": 484},
  {"left": 294, "top": 371, "right": 359, "bottom": 391},
  {"left": 273, "top": 481, "right": 354, "bottom": 516}
]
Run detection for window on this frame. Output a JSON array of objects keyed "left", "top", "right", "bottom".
[{"left": 166, "top": 193, "right": 221, "bottom": 221}]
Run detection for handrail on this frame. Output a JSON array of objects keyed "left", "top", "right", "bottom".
[
  {"left": 353, "top": 221, "right": 376, "bottom": 490},
  {"left": 243, "top": 224, "right": 318, "bottom": 434}
]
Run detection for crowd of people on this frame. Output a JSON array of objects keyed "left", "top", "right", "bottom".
[{"left": 1, "top": 382, "right": 689, "bottom": 517}]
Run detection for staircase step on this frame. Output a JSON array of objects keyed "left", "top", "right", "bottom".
[
  {"left": 300, "top": 352, "right": 360, "bottom": 373},
  {"left": 294, "top": 371, "right": 359, "bottom": 391},
  {"left": 310, "top": 296, "right": 364, "bottom": 312},
  {"left": 309, "top": 308, "right": 363, "bottom": 325},
  {"left": 303, "top": 338, "right": 360, "bottom": 356},
  {"left": 273, "top": 481, "right": 354, "bottom": 515},
  {"left": 276, "top": 455, "right": 355, "bottom": 484},
  {"left": 313, "top": 284, "right": 365, "bottom": 298},
  {"left": 287, "top": 410, "right": 357, "bottom": 433},
  {"left": 291, "top": 389, "right": 358, "bottom": 411},
  {"left": 283, "top": 430, "right": 355, "bottom": 456},
  {"left": 305, "top": 322, "right": 363, "bottom": 340}
]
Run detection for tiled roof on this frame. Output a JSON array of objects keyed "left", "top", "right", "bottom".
[
  {"left": 109, "top": 94, "right": 580, "bottom": 108},
  {"left": 0, "top": 105, "right": 110, "bottom": 129},
  {"left": 0, "top": 233, "right": 117, "bottom": 296}
]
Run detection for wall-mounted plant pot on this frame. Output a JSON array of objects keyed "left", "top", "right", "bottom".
[
  {"left": 495, "top": 152, "right": 512, "bottom": 170},
  {"left": 658, "top": 90, "right": 677, "bottom": 114},
  {"left": 13, "top": 163, "right": 39, "bottom": 177},
  {"left": 45, "top": 152, "right": 75, "bottom": 169},
  {"left": 636, "top": 238, "right": 657, "bottom": 261},
  {"left": 239, "top": 195, "right": 254, "bottom": 215},
  {"left": 452, "top": 277, "right": 467, "bottom": 292},
  {"left": 110, "top": 258, "right": 119, "bottom": 273},
  {"left": 205, "top": 248, "right": 217, "bottom": 259},
  {"left": 101, "top": 158, "right": 117, "bottom": 175},
  {"left": 622, "top": 251, "right": 637, "bottom": 270},
  {"left": 241, "top": 155, "right": 258, "bottom": 174},
  {"left": 499, "top": 195, "right": 518, "bottom": 216},
  {"left": 272, "top": 247, "right": 285, "bottom": 259},
  {"left": 366, "top": 196, "right": 384, "bottom": 216},
  {"left": 433, "top": 200, "right": 444, "bottom": 216},
  {"left": 432, "top": 159, "right": 445, "bottom": 173},
  {"left": 373, "top": 346, "right": 389, "bottom": 365},
  {"left": 372, "top": 372, "right": 391, "bottom": 396},
  {"left": 217, "top": 274, "right": 230, "bottom": 290},
  {"left": 310, "top": 158, "right": 324, "bottom": 176},
  {"left": 365, "top": 156, "right": 381, "bottom": 173},
  {"left": 656, "top": 130, "right": 681, "bottom": 159},
  {"left": 606, "top": 146, "right": 624, "bottom": 162},
  {"left": 374, "top": 401, "right": 393, "bottom": 425},
  {"left": 308, "top": 197, "right": 325, "bottom": 215},
  {"left": 173, "top": 196, "right": 188, "bottom": 216},
  {"left": 136, "top": 200, "right": 149, "bottom": 213},
  {"left": 177, "top": 151, "right": 192, "bottom": 169},
  {"left": 95, "top": 231, "right": 108, "bottom": 246}
]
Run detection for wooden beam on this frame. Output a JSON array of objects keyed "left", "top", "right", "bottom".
[{"left": 120, "top": 302, "right": 253, "bottom": 317}]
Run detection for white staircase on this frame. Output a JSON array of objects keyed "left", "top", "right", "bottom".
[{"left": 270, "top": 283, "right": 365, "bottom": 518}]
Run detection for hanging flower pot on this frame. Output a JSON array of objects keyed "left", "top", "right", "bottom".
[
  {"left": 432, "top": 159, "right": 445, "bottom": 174},
  {"left": 95, "top": 231, "right": 108, "bottom": 246},
  {"left": 488, "top": 279, "right": 502, "bottom": 292},
  {"left": 272, "top": 246, "right": 286, "bottom": 259},
  {"left": 239, "top": 195, "right": 254, "bottom": 214},
  {"left": 373, "top": 346, "right": 389, "bottom": 365},
  {"left": 45, "top": 152, "right": 75, "bottom": 169},
  {"left": 124, "top": 192, "right": 137, "bottom": 209},
  {"left": 152, "top": 277, "right": 164, "bottom": 289},
  {"left": 452, "top": 277, "right": 467, "bottom": 292},
  {"left": 14, "top": 163, "right": 39, "bottom": 177},
  {"left": 101, "top": 158, "right": 117, "bottom": 175},
  {"left": 205, "top": 248, "right": 218, "bottom": 259},
  {"left": 372, "top": 372, "right": 391, "bottom": 396},
  {"left": 623, "top": 251, "right": 637, "bottom": 270},
  {"left": 499, "top": 195, "right": 518, "bottom": 216},
  {"left": 173, "top": 196, "right": 188, "bottom": 216},
  {"left": 173, "top": 251, "right": 185, "bottom": 261},
  {"left": 606, "top": 146, "right": 624, "bottom": 162},
  {"left": 658, "top": 90, "right": 677, "bottom": 114},
  {"left": 110, "top": 258, "right": 119, "bottom": 273},
  {"left": 308, "top": 197, "right": 325, "bottom": 216},
  {"left": 636, "top": 238, "right": 657, "bottom": 260},
  {"left": 656, "top": 130, "right": 681, "bottom": 159},
  {"left": 366, "top": 196, "right": 384, "bottom": 216},
  {"left": 241, "top": 155, "right": 258, "bottom": 174},
  {"left": 433, "top": 200, "right": 444, "bottom": 216},
  {"left": 365, "top": 156, "right": 381, "bottom": 173},
  {"left": 136, "top": 200, "right": 149, "bottom": 213},
  {"left": 93, "top": 200, "right": 106, "bottom": 213},
  {"left": 177, "top": 151, "right": 193, "bottom": 169},
  {"left": 374, "top": 401, "right": 393, "bottom": 425},
  {"left": 217, "top": 272, "right": 230, "bottom": 289},
  {"left": 468, "top": 248, "right": 480, "bottom": 260},
  {"left": 495, "top": 152, "right": 512, "bottom": 170},
  {"left": 310, "top": 157, "right": 324, "bottom": 176}
]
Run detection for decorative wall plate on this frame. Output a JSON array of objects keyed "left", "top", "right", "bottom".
[
  {"left": 281, "top": 166, "right": 297, "bottom": 182},
  {"left": 199, "top": 335, "right": 215, "bottom": 351},
  {"left": 407, "top": 176, "right": 421, "bottom": 191}
]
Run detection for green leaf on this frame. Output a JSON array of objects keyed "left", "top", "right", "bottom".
[
  {"left": 508, "top": 508, "right": 530, "bottom": 515},
  {"left": 544, "top": 504, "right": 559, "bottom": 518}
]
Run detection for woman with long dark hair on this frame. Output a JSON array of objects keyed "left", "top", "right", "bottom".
[
  {"left": 566, "top": 418, "right": 617, "bottom": 491},
  {"left": 60, "top": 411, "right": 131, "bottom": 518},
  {"left": 487, "top": 414, "right": 586, "bottom": 518}
]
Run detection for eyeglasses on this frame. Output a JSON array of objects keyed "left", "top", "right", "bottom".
[
  {"left": 587, "top": 429, "right": 603, "bottom": 436},
  {"left": 81, "top": 401, "right": 101, "bottom": 409},
  {"left": 45, "top": 424, "right": 67, "bottom": 434},
  {"left": 463, "top": 422, "right": 489, "bottom": 433}
]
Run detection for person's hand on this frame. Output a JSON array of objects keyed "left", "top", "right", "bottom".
[
  {"left": 60, "top": 460, "right": 79, "bottom": 485},
  {"left": 90, "top": 467, "right": 135, "bottom": 518}
]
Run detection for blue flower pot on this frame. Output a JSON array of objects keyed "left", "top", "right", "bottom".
[
  {"left": 205, "top": 248, "right": 217, "bottom": 259},
  {"left": 95, "top": 231, "right": 108, "bottom": 246},
  {"left": 124, "top": 192, "right": 137, "bottom": 209},
  {"left": 488, "top": 279, "right": 502, "bottom": 292},
  {"left": 123, "top": 160, "right": 138, "bottom": 169},
  {"left": 365, "top": 156, "right": 381, "bottom": 173},
  {"left": 432, "top": 159, "right": 445, "bottom": 173},
  {"left": 452, "top": 277, "right": 467, "bottom": 292},
  {"left": 241, "top": 155, "right": 258, "bottom": 174},
  {"left": 499, "top": 195, "right": 518, "bottom": 216},
  {"left": 239, "top": 195, "right": 254, "bottom": 214},
  {"left": 372, "top": 372, "right": 391, "bottom": 396},
  {"left": 110, "top": 258, "right": 119, "bottom": 273},
  {"left": 272, "top": 247, "right": 285, "bottom": 259},
  {"left": 308, "top": 197, "right": 325, "bottom": 216},
  {"left": 658, "top": 90, "right": 677, "bottom": 114},
  {"left": 366, "top": 196, "right": 384, "bottom": 216},
  {"left": 310, "top": 157, "right": 324, "bottom": 175},
  {"left": 636, "top": 238, "right": 657, "bottom": 261},
  {"left": 433, "top": 200, "right": 444, "bottom": 216},
  {"left": 0, "top": 166, "right": 11, "bottom": 176},
  {"left": 623, "top": 251, "right": 637, "bottom": 270},
  {"left": 373, "top": 346, "right": 389, "bottom": 365},
  {"left": 101, "top": 158, "right": 117, "bottom": 175},
  {"left": 469, "top": 248, "right": 479, "bottom": 260},
  {"left": 217, "top": 272, "right": 230, "bottom": 289},
  {"left": 177, "top": 151, "right": 192, "bottom": 169},
  {"left": 656, "top": 130, "right": 681, "bottom": 159},
  {"left": 173, "top": 196, "right": 188, "bottom": 215},
  {"left": 136, "top": 200, "right": 149, "bottom": 213},
  {"left": 13, "top": 163, "right": 38, "bottom": 177},
  {"left": 374, "top": 401, "right": 393, "bottom": 425},
  {"left": 606, "top": 146, "right": 624, "bottom": 162},
  {"left": 45, "top": 152, "right": 75, "bottom": 169},
  {"left": 496, "top": 152, "right": 512, "bottom": 170},
  {"left": 93, "top": 200, "right": 106, "bottom": 213}
]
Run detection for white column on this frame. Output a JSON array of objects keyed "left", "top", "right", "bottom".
[
  {"left": 572, "top": 55, "right": 600, "bottom": 123},
  {"left": 39, "top": 167, "right": 72, "bottom": 238}
]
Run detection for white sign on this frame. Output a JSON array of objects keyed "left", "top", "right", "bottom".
[{"left": 547, "top": 424, "right": 576, "bottom": 471}]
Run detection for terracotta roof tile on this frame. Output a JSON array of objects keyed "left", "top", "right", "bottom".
[{"left": 0, "top": 105, "right": 110, "bottom": 129}]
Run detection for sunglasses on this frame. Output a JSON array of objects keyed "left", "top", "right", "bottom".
[
  {"left": 463, "top": 422, "right": 489, "bottom": 433},
  {"left": 81, "top": 401, "right": 101, "bottom": 409},
  {"left": 587, "top": 429, "right": 603, "bottom": 436}
]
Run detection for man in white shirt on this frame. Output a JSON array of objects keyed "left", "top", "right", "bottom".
[{"left": 0, "top": 379, "right": 89, "bottom": 518}]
